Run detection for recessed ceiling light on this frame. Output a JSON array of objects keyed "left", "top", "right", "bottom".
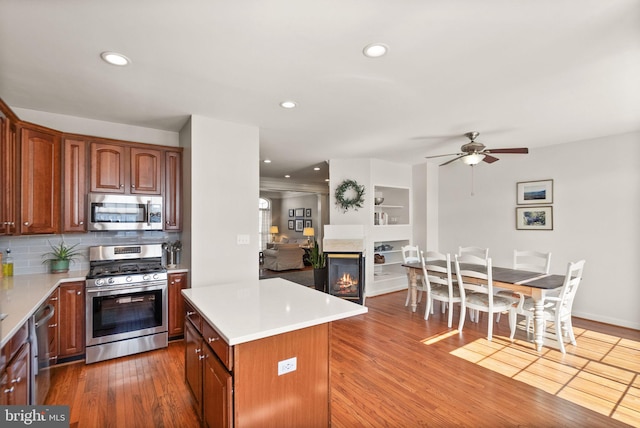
[
  {"left": 280, "top": 101, "right": 297, "bottom": 109},
  {"left": 263, "top": 159, "right": 272, "bottom": 163},
  {"left": 313, "top": 167, "right": 320, "bottom": 171},
  {"left": 284, "top": 175, "right": 291, "bottom": 178},
  {"left": 100, "top": 51, "right": 131, "bottom": 66},
  {"left": 363, "top": 43, "right": 388, "bottom": 58},
  {"left": 325, "top": 179, "right": 330, "bottom": 182}
]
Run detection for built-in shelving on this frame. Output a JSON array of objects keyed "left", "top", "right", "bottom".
[
  {"left": 372, "top": 239, "right": 410, "bottom": 285},
  {"left": 373, "top": 186, "right": 410, "bottom": 226}
]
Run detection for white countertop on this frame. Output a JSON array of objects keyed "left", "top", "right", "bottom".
[
  {"left": 181, "top": 278, "right": 368, "bottom": 345},
  {"left": 0, "top": 272, "right": 87, "bottom": 348}
]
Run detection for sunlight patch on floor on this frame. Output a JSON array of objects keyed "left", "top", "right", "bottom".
[
  {"left": 421, "top": 329, "right": 460, "bottom": 345},
  {"left": 447, "top": 324, "right": 640, "bottom": 426}
]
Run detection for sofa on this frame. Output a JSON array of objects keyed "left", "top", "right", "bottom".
[{"left": 263, "top": 243, "right": 306, "bottom": 271}]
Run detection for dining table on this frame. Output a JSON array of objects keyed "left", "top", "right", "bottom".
[{"left": 402, "top": 260, "right": 566, "bottom": 351}]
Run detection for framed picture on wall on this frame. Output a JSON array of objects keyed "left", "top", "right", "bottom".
[
  {"left": 295, "top": 219, "right": 304, "bottom": 232},
  {"left": 288, "top": 220, "right": 294, "bottom": 230},
  {"left": 305, "top": 208, "right": 312, "bottom": 217},
  {"left": 304, "top": 219, "right": 312, "bottom": 228},
  {"left": 517, "top": 179, "right": 553, "bottom": 204},
  {"left": 295, "top": 208, "right": 304, "bottom": 217},
  {"left": 516, "top": 206, "right": 553, "bottom": 230},
  {"left": 288, "top": 209, "right": 294, "bottom": 217}
]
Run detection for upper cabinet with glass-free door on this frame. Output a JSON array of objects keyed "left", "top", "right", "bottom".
[{"left": 90, "top": 142, "right": 162, "bottom": 195}]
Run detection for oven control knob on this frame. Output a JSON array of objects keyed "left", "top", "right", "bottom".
[
  {"left": 143, "top": 274, "right": 150, "bottom": 281},
  {"left": 96, "top": 279, "right": 104, "bottom": 286},
  {"left": 107, "top": 278, "right": 115, "bottom": 285},
  {"left": 126, "top": 276, "right": 133, "bottom": 282},
  {"left": 153, "top": 274, "right": 159, "bottom": 280}
]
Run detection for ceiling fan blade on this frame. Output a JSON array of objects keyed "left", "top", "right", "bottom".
[
  {"left": 425, "top": 152, "right": 461, "bottom": 159},
  {"left": 439, "top": 155, "right": 466, "bottom": 166},
  {"left": 485, "top": 147, "right": 529, "bottom": 154},
  {"left": 482, "top": 154, "right": 499, "bottom": 164}
]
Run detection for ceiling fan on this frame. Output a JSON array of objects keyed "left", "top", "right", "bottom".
[{"left": 426, "top": 132, "right": 529, "bottom": 166}]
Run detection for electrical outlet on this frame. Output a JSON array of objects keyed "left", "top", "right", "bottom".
[{"left": 277, "top": 357, "right": 297, "bottom": 376}]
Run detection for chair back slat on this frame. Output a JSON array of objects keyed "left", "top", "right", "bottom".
[
  {"left": 556, "top": 260, "right": 585, "bottom": 317},
  {"left": 422, "top": 251, "right": 453, "bottom": 292},
  {"left": 458, "top": 246, "right": 489, "bottom": 259},
  {"left": 513, "top": 249, "right": 552, "bottom": 274},
  {"left": 455, "top": 254, "right": 493, "bottom": 296},
  {"left": 402, "top": 245, "right": 420, "bottom": 263}
]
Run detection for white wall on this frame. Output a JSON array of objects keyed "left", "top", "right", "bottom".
[
  {"left": 183, "top": 115, "right": 259, "bottom": 287},
  {"left": 13, "top": 107, "right": 179, "bottom": 147},
  {"left": 437, "top": 132, "right": 640, "bottom": 329}
]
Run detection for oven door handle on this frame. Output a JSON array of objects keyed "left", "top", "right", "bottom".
[
  {"left": 35, "top": 304, "right": 55, "bottom": 328},
  {"left": 146, "top": 200, "right": 151, "bottom": 226},
  {"left": 86, "top": 282, "right": 167, "bottom": 295}
]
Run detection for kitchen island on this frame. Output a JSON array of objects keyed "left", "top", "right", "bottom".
[{"left": 181, "top": 277, "right": 368, "bottom": 428}]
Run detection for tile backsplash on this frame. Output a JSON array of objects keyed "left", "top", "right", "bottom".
[{"left": 0, "top": 231, "right": 181, "bottom": 276}]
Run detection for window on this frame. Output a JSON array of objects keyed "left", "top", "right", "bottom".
[{"left": 258, "top": 198, "right": 272, "bottom": 250}]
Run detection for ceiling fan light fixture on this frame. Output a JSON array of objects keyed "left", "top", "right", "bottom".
[{"left": 462, "top": 153, "right": 485, "bottom": 165}]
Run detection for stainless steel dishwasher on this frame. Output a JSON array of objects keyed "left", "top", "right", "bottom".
[{"left": 29, "top": 302, "right": 55, "bottom": 404}]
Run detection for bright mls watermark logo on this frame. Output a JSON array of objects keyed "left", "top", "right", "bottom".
[{"left": 1, "top": 406, "right": 69, "bottom": 427}]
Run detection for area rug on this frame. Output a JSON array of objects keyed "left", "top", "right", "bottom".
[{"left": 259, "top": 269, "right": 315, "bottom": 287}]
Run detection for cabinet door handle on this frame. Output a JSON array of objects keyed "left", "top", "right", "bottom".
[
  {"left": 11, "top": 377, "right": 21, "bottom": 384},
  {"left": 131, "top": 184, "right": 136, "bottom": 188},
  {"left": 120, "top": 184, "right": 124, "bottom": 188},
  {"left": 195, "top": 348, "right": 201, "bottom": 354},
  {"left": 79, "top": 221, "right": 84, "bottom": 225},
  {"left": 49, "top": 323, "right": 57, "bottom": 328},
  {"left": 4, "top": 386, "right": 14, "bottom": 394},
  {"left": 50, "top": 297, "right": 58, "bottom": 301},
  {"left": 208, "top": 337, "right": 219, "bottom": 343},
  {"left": 77, "top": 291, "right": 82, "bottom": 295},
  {"left": 198, "top": 355, "right": 205, "bottom": 360},
  {"left": 186, "top": 311, "right": 196, "bottom": 316},
  {"left": 23, "top": 221, "right": 29, "bottom": 226}
]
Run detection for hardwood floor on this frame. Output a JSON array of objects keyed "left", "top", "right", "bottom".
[{"left": 46, "top": 290, "right": 639, "bottom": 427}]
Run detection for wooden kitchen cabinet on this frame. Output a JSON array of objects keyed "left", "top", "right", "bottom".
[
  {"left": 185, "top": 318, "right": 203, "bottom": 416},
  {"left": 57, "top": 281, "right": 85, "bottom": 360},
  {"left": 164, "top": 149, "right": 182, "bottom": 230},
  {"left": 1, "top": 323, "right": 30, "bottom": 405},
  {"left": 203, "top": 344, "right": 233, "bottom": 428},
  {"left": 168, "top": 272, "right": 188, "bottom": 338},
  {"left": 90, "top": 142, "right": 162, "bottom": 195},
  {"left": 62, "top": 137, "right": 88, "bottom": 232},
  {"left": 0, "top": 108, "right": 18, "bottom": 236},
  {"left": 20, "top": 126, "right": 61, "bottom": 235}
]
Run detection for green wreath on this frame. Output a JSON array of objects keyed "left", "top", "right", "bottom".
[{"left": 335, "top": 179, "right": 366, "bottom": 212}]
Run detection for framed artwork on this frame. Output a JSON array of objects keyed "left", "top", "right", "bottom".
[
  {"left": 295, "top": 208, "right": 304, "bottom": 217},
  {"left": 288, "top": 209, "right": 294, "bottom": 217},
  {"left": 288, "top": 220, "right": 294, "bottom": 230},
  {"left": 305, "top": 208, "right": 312, "bottom": 217},
  {"left": 295, "top": 219, "right": 304, "bottom": 232},
  {"left": 516, "top": 206, "right": 553, "bottom": 230},
  {"left": 517, "top": 179, "right": 553, "bottom": 204},
  {"left": 304, "top": 219, "right": 312, "bottom": 228}
]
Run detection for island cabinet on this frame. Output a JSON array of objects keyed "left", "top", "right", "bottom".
[
  {"left": 19, "top": 125, "right": 62, "bottom": 235},
  {"left": 182, "top": 279, "right": 367, "bottom": 428},
  {"left": 90, "top": 141, "right": 162, "bottom": 195},
  {"left": 0, "top": 323, "right": 30, "bottom": 405}
]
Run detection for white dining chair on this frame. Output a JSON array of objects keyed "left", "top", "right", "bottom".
[
  {"left": 457, "top": 249, "right": 488, "bottom": 323},
  {"left": 421, "top": 251, "right": 462, "bottom": 328},
  {"left": 402, "top": 245, "right": 424, "bottom": 306},
  {"left": 455, "top": 255, "right": 513, "bottom": 341},
  {"left": 509, "top": 260, "right": 585, "bottom": 354},
  {"left": 458, "top": 246, "right": 489, "bottom": 260},
  {"left": 496, "top": 250, "right": 552, "bottom": 323}
]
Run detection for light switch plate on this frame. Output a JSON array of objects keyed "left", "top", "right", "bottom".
[{"left": 237, "top": 234, "right": 250, "bottom": 245}]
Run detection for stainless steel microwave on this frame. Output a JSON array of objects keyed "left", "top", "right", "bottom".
[{"left": 87, "top": 193, "right": 163, "bottom": 231}]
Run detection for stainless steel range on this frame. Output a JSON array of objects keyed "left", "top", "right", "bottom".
[{"left": 85, "top": 244, "right": 168, "bottom": 364}]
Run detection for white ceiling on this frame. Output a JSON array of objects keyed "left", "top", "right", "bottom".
[{"left": 1, "top": 1, "right": 639, "bottom": 186}]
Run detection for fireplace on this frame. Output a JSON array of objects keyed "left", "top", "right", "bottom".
[{"left": 326, "top": 252, "right": 365, "bottom": 304}]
